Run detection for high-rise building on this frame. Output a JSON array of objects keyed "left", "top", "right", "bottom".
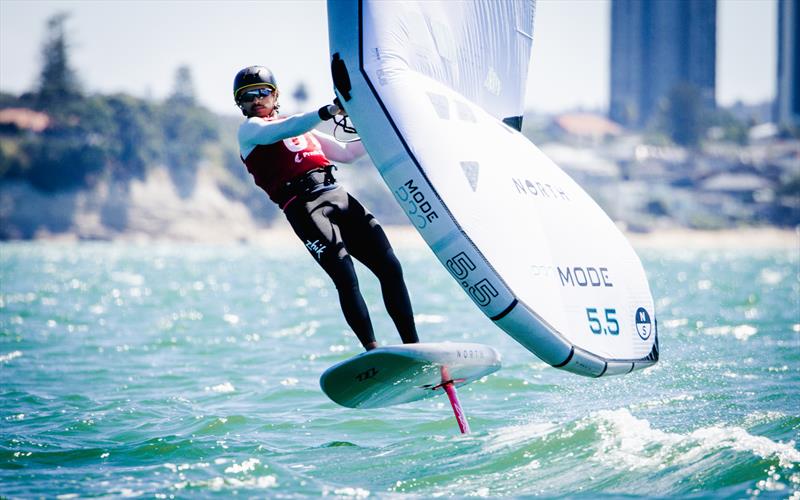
[
  {"left": 610, "top": 0, "right": 717, "bottom": 128},
  {"left": 776, "top": 0, "right": 799, "bottom": 128}
]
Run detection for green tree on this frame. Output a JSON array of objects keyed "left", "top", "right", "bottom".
[
  {"left": 23, "top": 96, "right": 111, "bottom": 192},
  {"left": 92, "top": 94, "right": 161, "bottom": 182},
  {"left": 162, "top": 65, "right": 217, "bottom": 197},
  {"left": 167, "top": 65, "right": 196, "bottom": 107},
  {"left": 708, "top": 108, "right": 749, "bottom": 145},
  {"left": 37, "top": 12, "right": 82, "bottom": 108},
  {"left": 20, "top": 13, "right": 107, "bottom": 192},
  {"left": 659, "top": 83, "right": 705, "bottom": 148}
]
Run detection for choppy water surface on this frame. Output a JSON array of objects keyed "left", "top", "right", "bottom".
[{"left": 1, "top": 240, "right": 798, "bottom": 498}]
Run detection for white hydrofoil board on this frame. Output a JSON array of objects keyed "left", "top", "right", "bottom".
[{"left": 320, "top": 342, "right": 501, "bottom": 408}]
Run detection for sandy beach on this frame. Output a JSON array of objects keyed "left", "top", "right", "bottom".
[{"left": 621, "top": 226, "right": 799, "bottom": 250}]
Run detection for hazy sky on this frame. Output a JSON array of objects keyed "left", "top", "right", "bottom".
[{"left": 0, "top": 0, "right": 777, "bottom": 117}]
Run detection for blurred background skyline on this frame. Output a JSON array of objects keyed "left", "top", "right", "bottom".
[
  {"left": 0, "top": 0, "right": 796, "bottom": 240},
  {"left": 0, "top": 0, "right": 778, "bottom": 116}
]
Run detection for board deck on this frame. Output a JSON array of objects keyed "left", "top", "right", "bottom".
[{"left": 320, "top": 342, "right": 501, "bottom": 408}]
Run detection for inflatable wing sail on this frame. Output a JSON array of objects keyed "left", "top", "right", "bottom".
[{"left": 327, "top": 0, "right": 658, "bottom": 377}]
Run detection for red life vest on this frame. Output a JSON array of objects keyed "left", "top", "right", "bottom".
[{"left": 241, "top": 118, "right": 331, "bottom": 206}]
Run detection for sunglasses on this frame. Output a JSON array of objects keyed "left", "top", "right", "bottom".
[{"left": 239, "top": 87, "right": 274, "bottom": 103}]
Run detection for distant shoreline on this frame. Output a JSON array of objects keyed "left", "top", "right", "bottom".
[
  {"left": 9, "top": 225, "right": 799, "bottom": 251},
  {"left": 622, "top": 226, "right": 799, "bottom": 250}
]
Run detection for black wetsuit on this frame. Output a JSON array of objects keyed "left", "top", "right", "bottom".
[
  {"left": 283, "top": 183, "right": 419, "bottom": 348},
  {"left": 238, "top": 110, "right": 418, "bottom": 349}
]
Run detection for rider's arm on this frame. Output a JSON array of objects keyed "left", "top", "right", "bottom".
[
  {"left": 238, "top": 111, "right": 322, "bottom": 149},
  {"left": 313, "top": 130, "right": 366, "bottom": 164}
]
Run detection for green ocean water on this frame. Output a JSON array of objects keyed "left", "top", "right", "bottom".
[{"left": 1, "top": 240, "right": 798, "bottom": 498}]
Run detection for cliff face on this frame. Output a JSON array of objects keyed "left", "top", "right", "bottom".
[
  {"left": 4, "top": 94, "right": 794, "bottom": 240},
  {"left": 0, "top": 95, "right": 287, "bottom": 240},
  {"left": 0, "top": 93, "right": 412, "bottom": 241},
  {"left": 0, "top": 167, "right": 264, "bottom": 242}
]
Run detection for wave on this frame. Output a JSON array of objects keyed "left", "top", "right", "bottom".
[{"left": 455, "top": 408, "right": 800, "bottom": 497}]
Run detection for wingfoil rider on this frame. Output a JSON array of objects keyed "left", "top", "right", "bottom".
[{"left": 234, "top": 65, "right": 419, "bottom": 351}]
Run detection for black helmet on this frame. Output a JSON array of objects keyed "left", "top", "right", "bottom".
[{"left": 233, "top": 66, "right": 277, "bottom": 103}]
